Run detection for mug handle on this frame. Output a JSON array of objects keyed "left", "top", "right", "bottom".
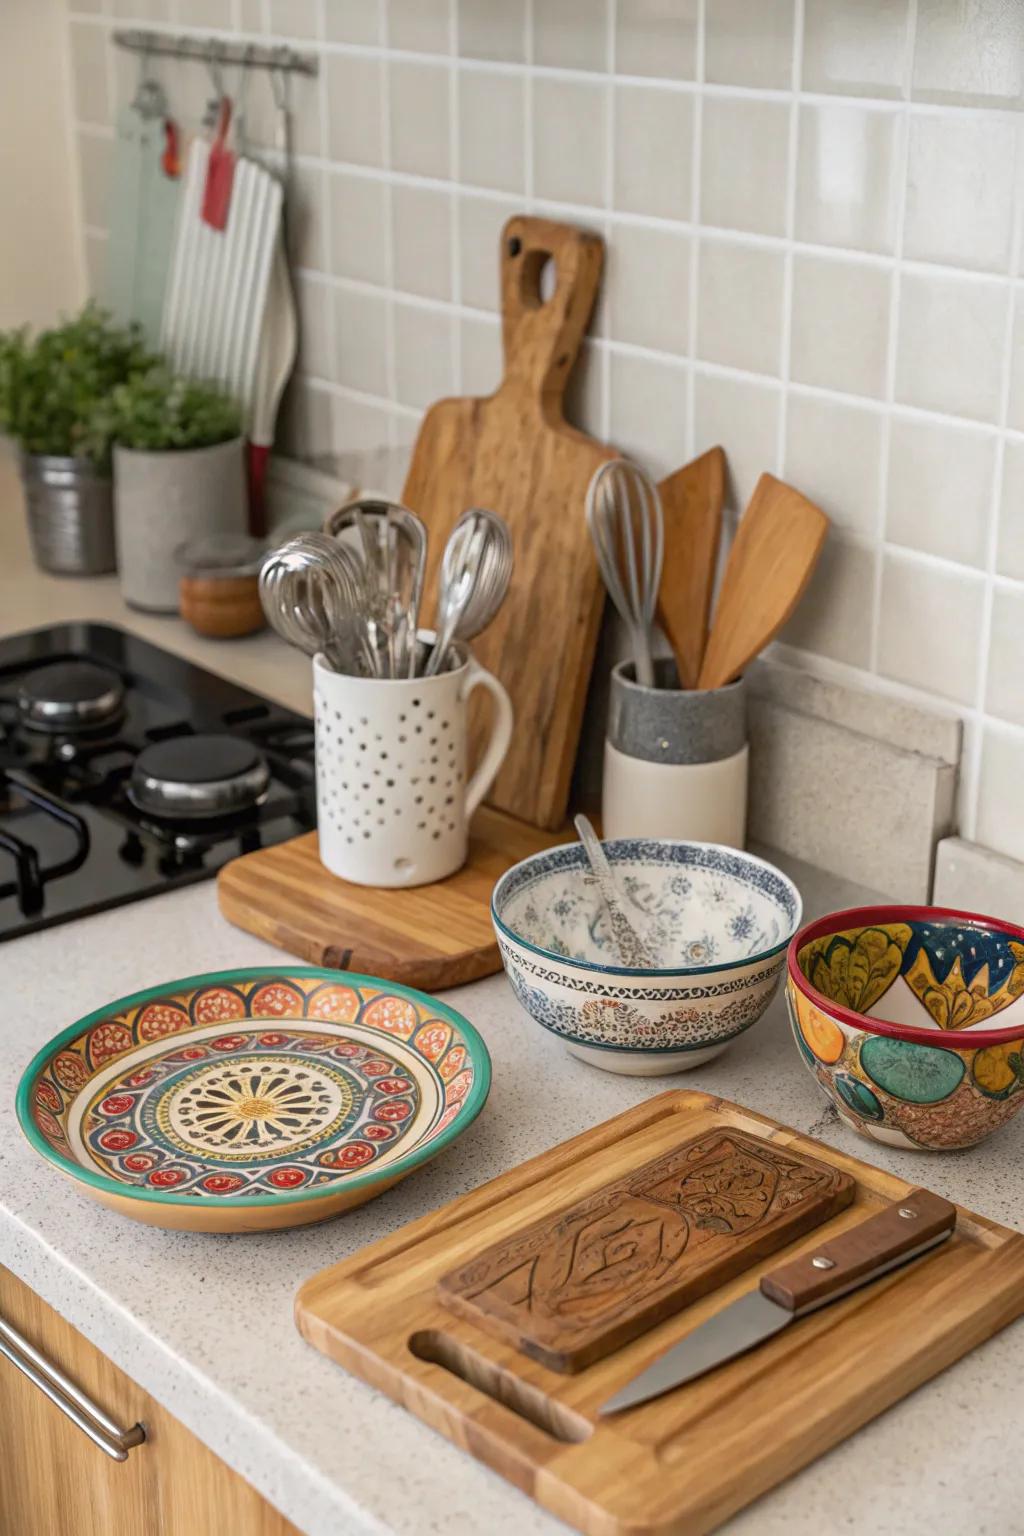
[{"left": 462, "top": 657, "right": 514, "bottom": 818}]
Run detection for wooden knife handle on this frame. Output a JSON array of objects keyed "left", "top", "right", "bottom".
[
  {"left": 499, "top": 215, "right": 604, "bottom": 403},
  {"left": 760, "top": 1189, "right": 956, "bottom": 1314}
]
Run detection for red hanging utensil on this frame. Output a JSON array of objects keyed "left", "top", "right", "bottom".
[{"left": 201, "top": 97, "right": 235, "bottom": 230}]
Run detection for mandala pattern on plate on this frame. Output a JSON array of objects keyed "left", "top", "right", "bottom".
[{"left": 30, "top": 975, "right": 478, "bottom": 1199}]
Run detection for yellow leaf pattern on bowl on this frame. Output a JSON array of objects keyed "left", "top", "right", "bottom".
[
  {"left": 800, "top": 924, "right": 911, "bottom": 1013},
  {"left": 904, "top": 944, "right": 1024, "bottom": 1030}
]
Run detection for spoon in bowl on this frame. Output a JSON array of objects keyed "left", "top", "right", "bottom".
[{"left": 573, "top": 814, "right": 654, "bottom": 969}]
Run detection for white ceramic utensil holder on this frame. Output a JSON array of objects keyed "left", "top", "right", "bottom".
[
  {"left": 602, "top": 660, "right": 748, "bottom": 847},
  {"left": 314, "top": 643, "right": 513, "bottom": 887}
]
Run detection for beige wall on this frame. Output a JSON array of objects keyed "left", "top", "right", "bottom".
[{"left": 0, "top": 0, "right": 84, "bottom": 329}]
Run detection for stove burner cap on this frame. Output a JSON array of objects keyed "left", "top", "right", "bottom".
[
  {"left": 128, "top": 734, "right": 270, "bottom": 820},
  {"left": 18, "top": 661, "right": 125, "bottom": 733}
]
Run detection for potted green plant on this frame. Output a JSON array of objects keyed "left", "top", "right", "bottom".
[
  {"left": 87, "top": 368, "right": 245, "bottom": 612},
  {"left": 0, "top": 303, "right": 153, "bottom": 575}
]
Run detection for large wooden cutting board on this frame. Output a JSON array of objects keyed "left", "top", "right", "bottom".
[
  {"left": 217, "top": 807, "right": 569, "bottom": 990},
  {"left": 403, "top": 214, "right": 616, "bottom": 831},
  {"left": 296, "top": 1091, "right": 1024, "bottom": 1536}
]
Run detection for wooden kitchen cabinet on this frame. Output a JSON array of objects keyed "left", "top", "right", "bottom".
[{"left": 0, "top": 1265, "right": 301, "bottom": 1536}]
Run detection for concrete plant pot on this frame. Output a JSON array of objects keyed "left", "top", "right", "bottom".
[{"left": 113, "top": 436, "right": 247, "bottom": 612}]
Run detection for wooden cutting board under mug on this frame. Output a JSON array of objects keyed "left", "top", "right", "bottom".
[
  {"left": 402, "top": 215, "right": 616, "bottom": 832},
  {"left": 296, "top": 1090, "right": 1024, "bottom": 1536}
]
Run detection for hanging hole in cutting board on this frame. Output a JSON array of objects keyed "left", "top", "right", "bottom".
[
  {"left": 519, "top": 250, "right": 558, "bottom": 310},
  {"left": 408, "top": 1330, "right": 593, "bottom": 1444}
]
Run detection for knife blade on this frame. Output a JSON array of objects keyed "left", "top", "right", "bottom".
[{"left": 600, "top": 1187, "right": 956, "bottom": 1415}]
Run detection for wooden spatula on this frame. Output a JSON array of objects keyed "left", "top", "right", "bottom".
[
  {"left": 655, "top": 446, "right": 726, "bottom": 688},
  {"left": 697, "top": 472, "right": 829, "bottom": 690}
]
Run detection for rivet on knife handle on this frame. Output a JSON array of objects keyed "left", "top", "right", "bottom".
[{"left": 759, "top": 1188, "right": 957, "bottom": 1316}]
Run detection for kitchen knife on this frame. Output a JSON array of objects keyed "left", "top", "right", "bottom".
[{"left": 600, "top": 1187, "right": 956, "bottom": 1415}]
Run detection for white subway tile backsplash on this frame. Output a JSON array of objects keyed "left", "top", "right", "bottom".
[
  {"left": 696, "top": 239, "right": 785, "bottom": 376},
  {"left": 886, "top": 417, "right": 995, "bottom": 568},
  {"left": 389, "top": 61, "right": 451, "bottom": 179},
  {"left": 912, "top": 0, "right": 1024, "bottom": 107},
  {"left": 388, "top": 0, "right": 450, "bottom": 55},
  {"left": 794, "top": 103, "right": 902, "bottom": 256},
  {"left": 69, "top": 22, "right": 109, "bottom": 126},
  {"left": 534, "top": 0, "right": 608, "bottom": 73},
  {"left": 694, "top": 372, "right": 781, "bottom": 512},
  {"left": 986, "top": 587, "right": 1024, "bottom": 727},
  {"left": 393, "top": 301, "right": 455, "bottom": 408},
  {"left": 295, "top": 276, "right": 333, "bottom": 380},
  {"left": 606, "top": 224, "right": 690, "bottom": 354},
  {"left": 878, "top": 553, "right": 985, "bottom": 705},
  {"left": 782, "top": 536, "right": 876, "bottom": 668},
  {"left": 614, "top": 0, "right": 698, "bottom": 80},
  {"left": 534, "top": 77, "right": 607, "bottom": 208},
  {"left": 327, "top": 55, "right": 383, "bottom": 167},
  {"left": 608, "top": 350, "right": 689, "bottom": 479},
  {"left": 80, "top": 0, "right": 1024, "bottom": 868},
  {"left": 332, "top": 286, "right": 389, "bottom": 396},
  {"left": 784, "top": 393, "right": 883, "bottom": 538},
  {"left": 85, "top": 232, "right": 108, "bottom": 298},
  {"left": 978, "top": 728, "right": 1024, "bottom": 863},
  {"left": 700, "top": 97, "right": 790, "bottom": 238},
  {"left": 392, "top": 184, "right": 452, "bottom": 300},
  {"left": 324, "top": 1, "right": 381, "bottom": 45},
  {"left": 458, "top": 194, "right": 517, "bottom": 310},
  {"left": 613, "top": 85, "right": 693, "bottom": 219},
  {"left": 459, "top": 314, "right": 502, "bottom": 396},
  {"left": 457, "top": 0, "right": 526, "bottom": 62},
  {"left": 790, "top": 254, "right": 891, "bottom": 400},
  {"left": 458, "top": 69, "right": 525, "bottom": 193},
  {"left": 1006, "top": 302, "right": 1024, "bottom": 433},
  {"left": 903, "top": 113, "right": 1016, "bottom": 274},
  {"left": 77, "top": 132, "right": 112, "bottom": 229},
  {"left": 329, "top": 172, "right": 388, "bottom": 285},
  {"left": 705, "top": 0, "right": 795, "bottom": 90},
  {"left": 997, "top": 436, "right": 1024, "bottom": 581},
  {"left": 802, "top": 0, "right": 909, "bottom": 99},
  {"left": 895, "top": 270, "right": 1009, "bottom": 423}
]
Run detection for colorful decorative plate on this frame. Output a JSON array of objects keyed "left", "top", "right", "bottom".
[{"left": 16, "top": 968, "right": 491, "bottom": 1232}]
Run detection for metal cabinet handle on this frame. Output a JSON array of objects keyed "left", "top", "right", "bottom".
[{"left": 0, "top": 1315, "right": 145, "bottom": 1462}]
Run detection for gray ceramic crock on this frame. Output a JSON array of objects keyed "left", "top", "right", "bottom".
[{"left": 607, "top": 658, "right": 747, "bottom": 765}]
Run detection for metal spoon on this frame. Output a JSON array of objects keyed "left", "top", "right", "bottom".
[
  {"left": 426, "top": 508, "right": 513, "bottom": 677},
  {"left": 573, "top": 814, "right": 654, "bottom": 969},
  {"left": 259, "top": 532, "right": 375, "bottom": 675}
]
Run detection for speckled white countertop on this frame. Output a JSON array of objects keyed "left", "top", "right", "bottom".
[{"left": 2, "top": 457, "right": 1023, "bottom": 1536}]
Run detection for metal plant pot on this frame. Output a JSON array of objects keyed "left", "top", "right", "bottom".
[
  {"left": 20, "top": 454, "right": 116, "bottom": 576},
  {"left": 113, "top": 436, "right": 247, "bottom": 613}
]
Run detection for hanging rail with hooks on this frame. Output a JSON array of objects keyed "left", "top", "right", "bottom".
[{"left": 111, "top": 28, "right": 318, "bottom": 78}]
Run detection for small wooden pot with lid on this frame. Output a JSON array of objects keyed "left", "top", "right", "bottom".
[{"left": 177, "top": 534, "right": 267, "bottom": 639}]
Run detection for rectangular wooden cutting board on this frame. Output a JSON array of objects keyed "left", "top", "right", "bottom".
[
  {"left": 296, "top": 1091, "right": 1024, "bottom": 1536},
  {"left": 438, "top": 1126, "right": 854, "bottom": 1372},
  {"left": 402, "top": 214, "right": 616, "bottom": 831},
  {"left": 217, "top": 807, "right": 568, "bottom": 990}
]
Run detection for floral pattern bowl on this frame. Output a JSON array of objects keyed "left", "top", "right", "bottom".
[
  {"left": 787, "top": 905, "right": 1024, "bottom": 1151},
  {"left": 491, "top": 839, "right": 802, "bottom": 1075},
  {"left": 16, "top": 967, "right": 490, "bottom": 1231}
]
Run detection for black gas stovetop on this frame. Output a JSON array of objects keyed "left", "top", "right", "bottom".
[{"left": 0, "top": 623, "right": 315, "bottom": 941}]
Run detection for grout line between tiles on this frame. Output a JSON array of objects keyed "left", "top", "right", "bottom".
[
  {"left": 448, "top": 0, "right": 461, "bottom": 391},
  {"left": 378, "top": 0, "right": 398, "bottom": 443},
  {"left": 775, "top": 0, "right": 803, "bottom": 478},
  {"left": 868, "top": 0, "right": 917, "bottom": 680},
  {"left": 686, "top": 0, "right": 705, "bottom": 463}
]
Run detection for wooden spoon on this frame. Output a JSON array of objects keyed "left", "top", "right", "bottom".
[
  {"left": 697, "top": 472, "right": 829, "bottom": 690},
  {"left": 655, "top": 446, "right": 726, "bottom": 689}
]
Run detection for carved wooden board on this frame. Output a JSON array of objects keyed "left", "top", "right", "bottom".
[
  {"left": 296, "top": 1092, "right": 1024, "bottom": 1536},
  {"left": 402, "top": 214, "right": 616, "bottom": 831},
  {"left": 437, "top": 1127, "right": 853, "bottom": 1371}
]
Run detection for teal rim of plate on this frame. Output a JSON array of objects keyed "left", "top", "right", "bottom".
[{"left": 15, "top": 966, "right": 491, "bottom": 1210}]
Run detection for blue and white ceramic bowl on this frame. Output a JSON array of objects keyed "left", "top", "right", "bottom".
[{"left": 492, "top": 839, "right": 802, "bottom": 1075}]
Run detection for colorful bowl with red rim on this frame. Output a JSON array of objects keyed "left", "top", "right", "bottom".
[
  {"left": 16, "top": 967, "right": 490, "bottom": 1231},
  {"left": 787, "top": 905, "right": 1024, "bottom": 1151}
]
